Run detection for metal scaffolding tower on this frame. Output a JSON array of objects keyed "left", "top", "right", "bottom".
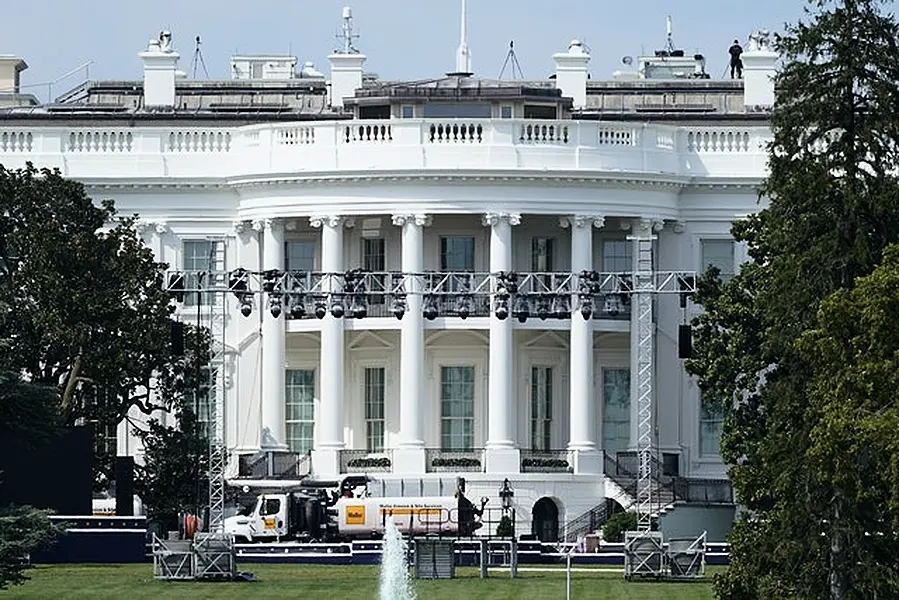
[{"left": 631, "top": 229, "right": 656, "bottom": 532}]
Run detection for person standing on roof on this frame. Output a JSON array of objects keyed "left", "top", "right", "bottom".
[{"left": 729, "top": 39, "right": 744, "bottom": 79}]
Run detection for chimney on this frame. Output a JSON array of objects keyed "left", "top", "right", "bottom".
[
  {"left": 328, "top": 7, "right": 365, "bottom": 109},
  {"left": 0, "top": 55, "right": 28, "bottom": 95},
  {"left": 138, "top": 31, "right": 180, "bottom": 109},
  {"left": 742, "top": 30, "right": 778, "bottom": 108},
  {"left": 553, "top": 40, "right": 590, "bottom": 109}
]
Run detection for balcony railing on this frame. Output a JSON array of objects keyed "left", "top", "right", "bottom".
[
  {"left": 425, "top": 448, "right": 484, "bottom": 473},
  {"left": 520, "top": 449, "right": 572, "bottom": 473},
  {"left": 236, "top": 450, "right": 310, "bottom": 480},
  {"left": 0, "top": 121, "right": 772, "bottom": 181},
  {"left": 339, "top": 449, "right": 393, "bottom": 473}
]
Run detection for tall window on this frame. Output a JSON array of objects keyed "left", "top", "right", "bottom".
[
  {"left": 286, "top": 369, "right": 315, "bottom": 454},
  {"left": 699, "top": 399, "right": 726, "bottom": 457},
  {"left": 182, "top": 240, "right": 220, "bottom": 306},
  {"left": 364, "top": 367, "right": 386, "bottom": 453},
  {"left": 440, "top": 237, "right": 475, "bottom": 272},
  {"left": 700, "top": 239, "right": 735, "bottom": 279},
  {"left": 531, "top": 238, "right": 554, "bottom": 271},
  {"left": 362, "top": 238, "right": 386, "bottom": 305},
  {"left": 602, "top": 240, "right": 632, "bottom": 273},
  {"left": 185, "top": 366, "right": 214, "bottom": 439},
  {"left": 530, "top": 367, "right": 553, "bottom": 451},
  {"left": 602, "top": 369, "right": 631, "bottom": 458},
  {"left": 285, "top": 240, "right": 316, "bottom": 272},
  {"left": 440, "top": 366, "right": 475, "bottom": 451}
]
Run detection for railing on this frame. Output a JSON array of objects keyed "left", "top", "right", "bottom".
[
  {"left": 425, "top": 448, "right": 484, "bottom": 473},
  {"left": 0, "top": 121, "right": 772, "bottom": 181},
  {"left": 236, "top": 450, "right": 310, "bottom": 479},
  {"left": 604, "top": 452, "right": 733, "bottom": 507},
  {"left": 520, "top": 449, "right": 571, "bottom": 473},
  {"left": 561, "top": 499, "right": 615, "bottom": 542},
  {"left": 339, "top": 449, "right": 393, "bottom": 473}
]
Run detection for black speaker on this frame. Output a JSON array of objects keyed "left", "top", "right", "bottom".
[
  {"left": 115, "top": 456, "right": 135, "bottom": 516},
  {"left": 678, "top": 324, "right": 693, "bottom": 359},
  {"left": 171, "top": 320, "right": 185, "bottom": 356}
]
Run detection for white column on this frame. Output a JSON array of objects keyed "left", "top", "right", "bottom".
[
  {"left": 311, "top": 215, "right": 346, "bottom": 477},
  {"left": 484, "top": 212, "right": 521, "bottom": 474},
  {"left": 391, "top": 214, "right": 428, "bottom": 474},
  {"left": 260, "top": 218, "right": 286, "bottom": 449},
  {"left": 234, "top": 220, "right": 262, "bottom": 453},
  {"left": 563, "top": 215, "right": 604, "bottom": 474}
]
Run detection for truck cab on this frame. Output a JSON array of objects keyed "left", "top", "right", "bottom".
[{"left": 223, "top": 493, "right": 289, "bottom": 542}]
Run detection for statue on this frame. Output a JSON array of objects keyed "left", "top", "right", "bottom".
[
  {"left": 748, "top": 29, "right": 771, "bottom": 52},
  {"left": 158, "top": 30, "right": 173, "bottom": 52}
]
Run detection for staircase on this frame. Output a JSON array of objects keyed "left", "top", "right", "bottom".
[{"left": 560, "top": 452, "right": 734, "bottom": 543}]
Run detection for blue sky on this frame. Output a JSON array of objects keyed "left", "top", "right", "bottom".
[{"left": 3, "top": 0, "right": 807, "bottom": 101}]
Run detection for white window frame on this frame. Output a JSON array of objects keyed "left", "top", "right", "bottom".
[
  {"left": 285, "top": 368, "right": 316, "bottom": 454},
  {"left": 363, "top": 366, "right": 386, "bottom": 453}
]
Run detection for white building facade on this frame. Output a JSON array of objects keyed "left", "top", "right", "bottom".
[{"left": 0, "top": 22, "right": 779, "bottom": 540}]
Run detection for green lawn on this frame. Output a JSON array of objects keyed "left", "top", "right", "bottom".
[{"left": 5, "top": 564, "right": 718, "bottom": 599}]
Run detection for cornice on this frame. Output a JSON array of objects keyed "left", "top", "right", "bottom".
[{"left": 226, "top": 170, "right": 694, "bottom": 192}]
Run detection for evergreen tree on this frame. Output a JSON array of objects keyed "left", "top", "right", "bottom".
[{"left": 686, "top": 1, "right": 899, "bottom": 597}]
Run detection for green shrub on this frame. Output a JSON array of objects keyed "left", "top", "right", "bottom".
[
  {"left": 495, "top": 515, "right": 514, "bottom": 537},
  {"left": 602, "top": 511, "right": 637, "bottom": 543}
]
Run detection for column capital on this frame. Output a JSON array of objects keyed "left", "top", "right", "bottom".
[
  {"left": 481, "top": 212, "right": 521, "bottom": 227},
  {"left": 251, "top": 219, "right": 266, "bottom": 232},
  {"left": 262, "top": 218, "right": 284, "bottom": 232},
  {"left": 233, "top": 219, "right": 251, "bottom": 235},
  {"left": 560, "top": 215, "right": 604, "bottom": 229},
  {"left": 391, "top": 214, "right": 432, "bottom": 227},
  {"left": 622, "top": 217, "right": 663, "bottom": 234},
  {"left": 310, "top": 215, "right": 347, "bottom": 229},
  {"left": 672, "top": 220, "right": 686, "bottom": 234},
  {"left": 154, "top": 221, "right": 168, "bottom": 235},
  {"left": 134, "top": 219, "right": 152, "bottom": 236}
]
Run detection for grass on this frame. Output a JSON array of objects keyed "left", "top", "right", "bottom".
[{"left": 4, "top": 564, "right": 719, "bottom": 599}]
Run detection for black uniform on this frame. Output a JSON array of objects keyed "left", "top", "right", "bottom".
[{"left": 729, "top": 40, "right": 744, "bottom": 79}]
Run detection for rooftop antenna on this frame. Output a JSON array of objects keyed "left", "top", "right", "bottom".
[
  {"left": 191, "top": 36, "right": 209, "bottom": 79},
  {"left": 452, "top": 0, "right": 472, "bottom": 76},
  {"left": 498, "top": 40, "right": 524, "bottom": 79},
  {"left": 336, "top": 6, "right": 360, "bottom": 54},
  {"left": 665, "top": 15, "right": 676, "bottom": 53}
]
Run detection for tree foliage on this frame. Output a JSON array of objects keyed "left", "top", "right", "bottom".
[
  {"left": 133, "top": 324, "right": 212, "bottom": 530},
  {"left": 0, "top": 163, "right": 195, "bottom": 483},
  {"left": 0, "top": 505, "right": 58, "bottom": 589},
  {"left": 685, "top": 1, "right": 899, "bottom": 597}
]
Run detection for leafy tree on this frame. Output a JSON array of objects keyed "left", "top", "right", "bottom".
[
  {"left": 133, "top": 324, "right": 212, "bottom": 531},
  {"left": 686, "top": 1, "right": 899, "bottom": 598},
  {"left": 601, "top": 511, "right": 637, "bottom": 543},
  {"left": 0, "top": 163, "right": 185, "bottom": 482},
  {"left": 0, "top": 505, "right": 57, "bottom": 589}
]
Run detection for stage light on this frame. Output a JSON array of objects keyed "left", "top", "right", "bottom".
[
  {"left": 513, "top": 295, "right": 530, "bottom": 323},
  {"left": 392, "top": 297, "right": 406, "bottom": 320},
  {"left": 314, "top": 300, "right": 327, "bottom": 320},
  {"left": 579, "top": 296, "right": 593, "bottom": 320},
  {"left": 269, "top": 295, "right": 283, "bottom": 318},
  {"left": 423, "top": 297, "right": 438, "bottom": 321},
  {"left": 350, "top": 295, "right": 367, "bottom": 319},
  {"left": 536, "top": 297, "right": 551, "bottom": 320},
  {"left": 290, "top": 297, "right": 306, "bottom": 319},
  {"left": 239, "top": 300, "right": 253, "bottom": 318},
  {"left": 330, "top": 299, "right": 345, "bottom": 319},
  {"left": 455, "top": 295, "right": 471, "bottom": 319},
  {"left": 494, "top": 298, "right": 509, "bottom": 320}
]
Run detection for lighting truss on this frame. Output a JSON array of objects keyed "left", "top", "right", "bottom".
[{"left": 164, "top": 269, "right": 697, "bottom": 322}]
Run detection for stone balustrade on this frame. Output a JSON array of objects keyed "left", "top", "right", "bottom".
[{"left": 0, "top": 119, "right": 772, "bottom": 182}]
